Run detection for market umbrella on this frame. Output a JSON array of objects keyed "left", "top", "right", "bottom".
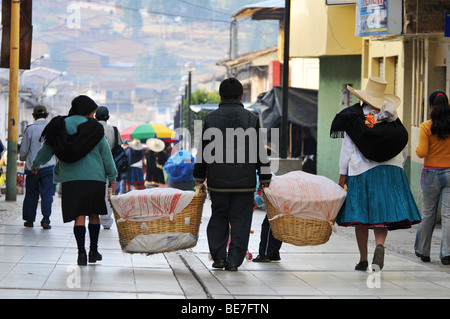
[{"left": 121, "top": 123, "right": 179, "bottom": 142}]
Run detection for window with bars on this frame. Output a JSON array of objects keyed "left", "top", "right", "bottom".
[{"left": 411, "top": 38, "right": 429, "bottom": 127}]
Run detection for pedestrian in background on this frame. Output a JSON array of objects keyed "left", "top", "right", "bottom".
[
  {"left": 31, "top": 95, "right": 117, "bottom": 266},
  {"left": 145, "top": 138, "right": 165, "bottom": 185},
  {"left": 95, "top": 106, "right": 123, "bottom": 229},
  {"left": 331, "top": 77, "right": 421, "bottom": 271},
  {"left": 252, "top": 173, "right": 281, "bottom": 263},
  {"left": 414, "top": 90, "right": 450, "bottom": 265},
  {"left": 124, "top": 139, "right": 145, "bottom": 192},
  {"left": 194, "top": 78, "right": 272, "bottom": 271},
  {"left": 19, "top": 105, "right": 56, "bottom": 229},
  {"left": 0, "top": 138, "right": 4, "bottom": 196}
]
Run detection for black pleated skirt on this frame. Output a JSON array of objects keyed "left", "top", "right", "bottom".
[{"left": 61, "top": 180, "right": 107, "bottom": 223}]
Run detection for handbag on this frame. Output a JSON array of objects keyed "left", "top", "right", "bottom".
[{"left": 112, "top": 127, "right": 129, "bottom": 181}]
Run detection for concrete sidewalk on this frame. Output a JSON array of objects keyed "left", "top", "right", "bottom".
[{"left": 0, "top": 193, "right": 449, "bottom": 300}]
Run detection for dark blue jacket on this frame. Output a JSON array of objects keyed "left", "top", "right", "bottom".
[{"left": 193, "top": 99, "right": 271, "bottom": 192}]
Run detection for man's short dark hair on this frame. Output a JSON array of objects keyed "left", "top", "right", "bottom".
[
  {"left": 33, "top": 105, "right": 48, "bottom": 119},
  {"left": 219, "top": 78, "right": 243, "bottom": 100}
]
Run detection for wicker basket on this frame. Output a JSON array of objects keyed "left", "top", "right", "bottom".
[
  {"left": 263, "top": 193, "right": 334, "bottom": 246},
  {"left": 111, "top": 190, "right": 206, "bottom": 252}
]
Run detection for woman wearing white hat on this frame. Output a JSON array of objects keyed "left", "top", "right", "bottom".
[
  {"left": 331, "top": 77, "right": 422, "bottom": 271},
  {"left": 123, "top": 139, "right": 145, "bottom": 192},
  {"left": 145, "top": 138, "right": 166, "bottom": 184}
]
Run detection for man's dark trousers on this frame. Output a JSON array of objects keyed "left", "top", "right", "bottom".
[
  {"left": 208, "top": 191, "right": 254, "bottom": 267},
  {"left": 23, "top": 167, "right": 54, "bottom": 224}
]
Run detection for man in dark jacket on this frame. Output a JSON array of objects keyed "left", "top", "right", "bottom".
[{"left": 193, "top": 78, "right": 272, "bottom": 271}]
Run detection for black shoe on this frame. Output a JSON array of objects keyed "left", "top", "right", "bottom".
[
  {"left": 415, "top": 252, "right": 431, "bottom": 262},
  {"left": 88, "top": 251, "right": 102, "bottom": 263},
  {"left": 441, "top": 256, "right": 450, "bottom": 265},
  {"left": 355, "top": 260, "right": 368, "bottom": 271},
  {"left": 252, "top": 255, "right": 271, "bottom": 263},
  {"left": 225, "top": 264, "right": 238, "bottom": 271},
  {"left": 212, "top": 258, "right": 227, "bottom": 268},
  {"left": 41, "top": 222, "right": 51, "bottom": 229},
  {"left": 372, "top": 244, "right": 385, "bottom": 271},
  {"left": 270, "top": 252, "right": 281, "bottom": 261},
  {"left": 24, "top": 221, "right": 33, "bottom": 228},
  {"left": 77, "top": 252, "right": 87, "bottom": 266}
]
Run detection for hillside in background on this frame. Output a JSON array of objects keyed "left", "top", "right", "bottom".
[
  {"left": 0, "top": 0, "right": 278, "bottom": 127},
  {"left": 31, "top": 0, "right": 277, "bottom": 87}
]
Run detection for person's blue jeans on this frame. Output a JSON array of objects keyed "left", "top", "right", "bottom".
[
  {"left": 415, "top": 168, "right": 450, "bottom": 260},
  {"left": 22, "top": 167, "right": 54, "bottom": 224}
]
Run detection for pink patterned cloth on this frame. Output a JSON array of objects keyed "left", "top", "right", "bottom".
[
  {"left": 110, "top": 188, "right": 195, "bottom": 222},
  {"left": 264, "top": 171, "right": 346, "bottom": 225}
]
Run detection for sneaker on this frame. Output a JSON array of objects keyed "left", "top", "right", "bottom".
[
  {"left": 252, "top": 255, "right": 271, "bottom": 263},
  {"left": 270, "top": 252, "right": 281, "bottom": 261}
]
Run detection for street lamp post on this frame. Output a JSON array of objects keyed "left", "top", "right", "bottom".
[
  {"left": 177, "top": 86, "right": 185, "bottom": 129},
  {"left": 185, "top": 62, "right": 195, "bottom": 135},
  {"left": 40, "top": 72, "right": 66, "bottom": 104},
  {"left": 180, "top": 75, "right": 188, "bottom": 129}
]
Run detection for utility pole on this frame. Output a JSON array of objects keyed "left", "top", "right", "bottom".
[
  {"left": 229, "top": 19, "right": 238, "bottom": 78},
  {"left": 5, "top": 0, "right": 21, "bottom": 201},
  {"left": 280, "top": 0, "right": 290, "bottom": 159}
]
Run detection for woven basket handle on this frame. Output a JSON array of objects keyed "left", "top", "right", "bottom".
[{"left": 195, "top": 183, "right": 207, "bottom": 195}]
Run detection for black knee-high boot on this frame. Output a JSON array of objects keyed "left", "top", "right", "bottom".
[
  {"left": 74, "top": 225, "right": 87, "bottom": 265},
  {"left": 88, "top": 223, "right": 102, "bottom": 262}
]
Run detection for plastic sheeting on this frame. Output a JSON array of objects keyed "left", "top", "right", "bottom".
[
  {"left": 263, "top": 171, "right": 346, "bottom": 223},
  {"left": 255, "top": 86, "right": 318, "bottom": 138},
  {"left": 110, "top": 188, "right": 195, "bottom": 222}
]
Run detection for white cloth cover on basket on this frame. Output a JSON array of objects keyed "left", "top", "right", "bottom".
[
  {"left": 110, "top": 188, "right": 195, "bottom": 222},
  {"left": 124, "top": 233, "right": 198, "bottom": 254},
  {"left": 264, "top": 171, "right": 346, "bottom": 224}
]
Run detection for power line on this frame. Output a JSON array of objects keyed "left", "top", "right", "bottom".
[
  {"left": 174, "top": 0, "right": 231, "bottom": 16},
  {"left": 85, "top": 0, "right": 232, "bottom": 23}
]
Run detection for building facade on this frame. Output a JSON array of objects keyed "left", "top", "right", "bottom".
[{"left": 290, "top": 0, "right": 450, "bottom": 210}]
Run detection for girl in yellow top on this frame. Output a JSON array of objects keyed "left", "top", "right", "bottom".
[{"left": 414, "top": 90, "right": 450, "bottom": 265}]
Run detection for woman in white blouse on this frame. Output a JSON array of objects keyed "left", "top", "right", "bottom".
[{"left": 331, "top": 77, "right": 421, "bottom": 271}]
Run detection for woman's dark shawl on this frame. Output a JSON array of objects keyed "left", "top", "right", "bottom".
[
  {"left": 40, "top": 116, "right": 104, "bottom": 163},
  {"left": 330, "top": 103, "right": 408, "bottom": 162}
]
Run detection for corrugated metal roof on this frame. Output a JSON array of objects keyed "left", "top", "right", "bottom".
[{"left": 232, "top": 0, "right": 285, "bottom": 20}]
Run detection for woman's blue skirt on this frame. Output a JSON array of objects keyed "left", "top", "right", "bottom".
[
  {"left": 337, "top": 165, "right": 421, "bottom": 230},
  {"left": 124, "top": 167, "right": 144, "bottom": 184}
]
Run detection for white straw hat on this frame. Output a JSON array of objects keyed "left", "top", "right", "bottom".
[
  {"left": 129, "top": 139, "right": 143, "bottom": 150},
  {"left": 347, "top": 77, "right": 401, "bottom": 110},
  {"left": 146, "top": 138, "right": 165, "bottom": 152}
]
